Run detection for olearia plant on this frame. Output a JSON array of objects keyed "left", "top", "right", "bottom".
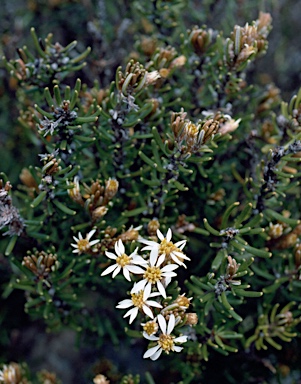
[{"left": 1, "top": 1, "right": 301, "bottom": 383}]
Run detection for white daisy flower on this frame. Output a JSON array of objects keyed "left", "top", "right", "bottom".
[
  {"left": 71, "top": 229, "right": 100, "bottom": 254},
  {"left": 116, "top": 283, "right": 162, "bottom": 323},
  {"left": 0, "top": 363, "right": 20, "bottom": 383},
  {"left": 139, "top": 228, "right": 190, "bottom": 268},
  {"left": 143, "top": 314, "right": 188, "bottom": 360},
  {"left": 130, "top": 250, "right": 179, "bottom": 298},
  {"left": 101, "top": 239, "right": 147, "bottom": 281}
]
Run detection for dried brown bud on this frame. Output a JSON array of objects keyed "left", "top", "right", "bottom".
[
  {"left": 22, "top": 250, "right": 59, "bottom": 278},
  {"left": 201, "top": 119, "right": 219, "bottom": 143},
  {"left": 68, "top": 176, "right": 84, "bottom": 205},
  {"left": 171, "top": 109, "right": 187, "bottom": 139},
  {"left": 268, "top": 223, "right": 283, "bottom": 239},
  {"left": 93, "top": 374, "right": 110, "bottom": 384},
  {"left": 190, "top": 28, "right": 212, "bottom": 54},
  {"left": 92, "top": 206, "right": 108, "bottom": 221},
  {"left": 0, "top": 362, "right": 23, "bottom": 384},
  {"left": 140, "top": 37, "right": 157, "bottom": 56},
  {"left": 19, "top": 168, "right": 39, "bottom": 190},
  {"left": 147, "top": 219, "right": 160, "bottom": 236},
  {"left": 186, "top": 313, "right": 198, "bottom": 326},
  {"left": 118, "top": 226, "right": 141, "bottom": 242},
  {"left": 104, "top": 178, "right": 119, "bottom": 201},
  {"left": 226, "top": 256, "right": 240, "bottom": 278},
  {"left": 294, "top": 242, "right": 301, "bottom": 268}
]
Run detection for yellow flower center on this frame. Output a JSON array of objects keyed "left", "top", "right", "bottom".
[
  {"left": 143, "top": 266, "right": 161, "bottom": 284},
  {"left": 175, "top": 295, "right": 190, "bottom": 308},
  {"left": 116, "top": 253, "right": 131, "bottom": 267},
  {"left": 158, "top": 333, "right": 174, "bottom": 353},
  {"left": 143, "top": 321, "right": 158, "bottom": 336},
  {"left": 131, "top": 291, "right": 144, "bottom": 308},
  {"left": 159, "top": 239, "right": 176, "bottom": 256},
  {"left": 77, "top": 238, "right": 90, "bottom": 251}
]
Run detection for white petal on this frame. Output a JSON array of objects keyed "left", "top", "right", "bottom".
[
  {"left": 115, "top": 239, "right": 124, "bottom": 256},
  {"left": 112, "top": 265, "right": 121, "bottom": 278},
  {"left": 89, "top": 239, "right": 100, "bottom": 247},
  {"left": 149, "top": 291, "right": 162, "bottom": 298},
  {"left": 105, "top": 251, "right": 117, "bottom": 260},
  {"left": 101, "top": 264, "right": 117, "bottom": 276},
  {"left": 131, "top": 255, "right": 148, "bottom": 265},
  {"left": 139, "top": 238, "right": 155, "bottom": 246},
  {"left": 123, "top": 267, "right": 131, "bottom": 281},
  {"left": 174, "top": 335, "right": 188, "bottom": 343},
  {"left": 157, "top": 281, "right": 167, "bottom": 298},
  {"left": 87, "top": 229, "right": 96, "bottom": 240},
  {"left": 129, "top": 307, "right": 138, "bottom": 324},
  {"left": 140, "top": 244, "right": 154, "bottom": 251},
  {"left": 158, "top": 314, "right": 167, "bottom": 334},
  {"left": 72, "top": 249, "right": 80, "bottom": 253},
  {"left": 150, "top": 348, "right": 163, "bottom": 360},
  {"left": 166, "top": 228, "right": 172, "bottom": 242},
  {"left": 143, "top": 333, "right": 159, "bottom": 341},
  {"left": 78, "top": 232, "right": 83, "bottom": 240},
  {"left": 131, "top": 279, "right": 147, "bottom": 294},
  {"left": 127, "top": 307, "right": 139, "bottom": 324},
  {"left": 173, "top": 346, "right": 183, "bottom": 352},
  {"left": 156, "top": 253, "right": 166, "bottom": 267},
  {"left": 167, "top": 314, "right": 175, "bottom": 334},
  {"left": 143, "top": 283, "right": 152, "bottom": 300},
  {"left": 175, "top": 239, "right": 186, "bottom": 248},
  {"left": 161, "top": 264, "right": 179, "bottom": 272},
  {"left": 116, "top": 299, "right": 133, "bottom": 309},
  {"left": 162, "top": 271, "right": 177, "bottom": 278},
  {"left": 142, "top": 305, "right": 154, "bottom": 319},
  {"left": 145, "top": 300, "right": 162, "bottom": 308},
  {"left": 130, "top": 247, "right": 139, "bottom": 257},
  {"left": 71, "top": 243, "right": 78, "bottom": 248},
  {"left": 73, "top": 236, "right": 79, "bottom": 242},
  {"left": 149, "top": 247, "right": 159, "bottom": 266},
  {"left": 173, "top": 250, "right": 190, "bottom": 260},
  {"left": 170, "top": 254, "right": 186, "bottom": 267},
  {"left": 126, "top": 265, "right": 145, "bottom": 274},
  {"left": 143, "top": 344, "right": 160, "bottom": 359},
  {"left": 157, "top": 229, "right": 164, "bottom": 241}
]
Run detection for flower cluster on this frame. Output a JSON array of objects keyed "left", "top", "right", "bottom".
[
  {"left": 0, "top": 180, "right": 25, "bottom": 237},
  {"left": 100, "top": 227, "right": 193, "bottom": 360}
]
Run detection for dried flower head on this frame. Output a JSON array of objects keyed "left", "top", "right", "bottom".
[
  {"left": 185, "top": 313, "right": 198, "bottom": 326},
  {"left": 93, "top": 374, "right": 110, "bottom": 384},
  {"left": 67, "top": 176, "right": 84, "bottom": 205},
  {"left": 104, "top": 178, "right": 119, "bottom": 201},
  {"left": 92, "top": 206, "right": 108, "bottom": 221},
  {"left": 0, "top": 180, "right": 25, "bottom": 237},
  {"left": 226, "top": 256, "right": 240, "bottom": 279},
  {"left": 19, "top": 168, "right": 38, "bottom": 190},
  {"left": 37, "top": 369, "right": 59, "bottom": 384},
  {"left": 22, "top": 250, "right": 59, "bottom": 278},
  {"left": 147, "top": 219, "right": 160, "bottom": 236},
  {"left": 268, "top": 222, "right": 284, "bottom": 239},
  {"left": 117, "top": 60, "right": 147, "bottom": 96},
  {"left": 0, "top": 362, "right": 23, "bottom": 384},
  {"left": 189, "top": 27, "right": 213, "bottom": 54}
]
